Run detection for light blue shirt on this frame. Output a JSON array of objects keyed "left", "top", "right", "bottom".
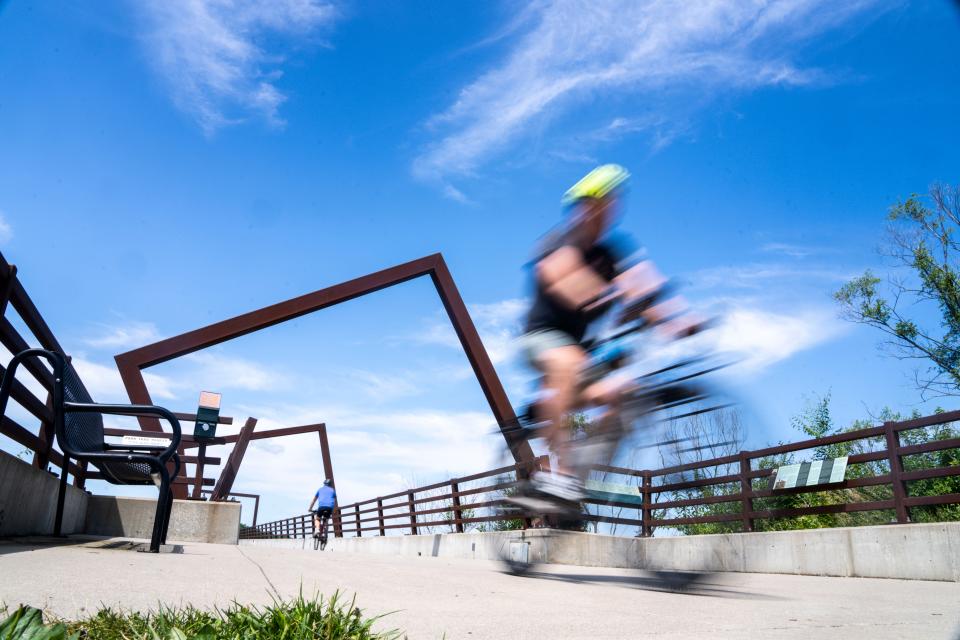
[{"left": 315, "top": 486, "right": 336, "bottom": 508}]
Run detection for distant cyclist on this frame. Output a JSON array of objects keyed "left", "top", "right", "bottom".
[
  {"left": 518, "top": 164, "right": 702, "bottom": 507},
  {"left": 309, "top": 479, "right": 337, "bottom": 536}
]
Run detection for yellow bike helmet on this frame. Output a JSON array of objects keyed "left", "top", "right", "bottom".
[{"left": 561, "top": 164, "right": 630, "bottom": 206}]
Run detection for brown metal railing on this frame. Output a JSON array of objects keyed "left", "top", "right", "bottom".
[{"left": 241, "top": 410, "right": 960, "bottom": 539}]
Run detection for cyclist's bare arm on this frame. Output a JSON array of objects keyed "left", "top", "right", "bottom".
[
  {"left": 308, "top": 496, "right": 317, "bottom": 512},
  {"left": 537, "top": 246, "right": 610, "bottom": 309},
  {"left": 615, "top": 261, "right": 703, "bottom": 339}
]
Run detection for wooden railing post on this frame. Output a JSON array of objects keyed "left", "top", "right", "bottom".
[
  {"left": 641, "top": 471, "right": 652, "bottom": 537},
  {"left": 377, "top": 498, "right": 385, "bottom": 536},
  {"left": 884, "top": 421, "right": 910, "bottom": 523},
  {"left": 355, "top": 504, "right": 362, "bottom": 537},
  {"left": 408, "top": 490, "right": 419, "bottom": 535},
  {"left": 451, "top": 479, "right": 464, "bottom": 533},
  {"left": 739, "top": 451, "right": 754, "bottom": 533},
  {"left": 333, "top": 505, "right": 343, "bottom": 538}
]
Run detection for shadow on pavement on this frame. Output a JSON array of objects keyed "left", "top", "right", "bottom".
[
  {"left": 507, "top": 568, "right": 783, "bottom": 600},
  {"left": 0, "top": 536, "right": 182, "bottom": 555}
]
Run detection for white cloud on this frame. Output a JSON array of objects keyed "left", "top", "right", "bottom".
[
  {"left": 180, "top": 351, "right": 291, "bottom": 392},
  {"left": 412, "top": 298, "right": 528, "bottom": 366},
  {"left": 71, "top": 357, "right": 178, "bottom": 402},
  {"left": 711, "top": 304, "right": 848, "bottom": 371},
  {"left": 0, "top": 212, "right": 12, "bottom": 244},
  {"left": 345, "top": 369, "right": 422, "bottom": 402},
  {"left": 139, "top": 0, "right": 337, "bottom": 134},
  {"left": 414, "top": 0, "right": 885, "bottom": 192},
  {"left": 644, "top": 300, "right": 849, "bottom": 377},
  {"left": 222, "top": 402, "right": 502, "bottom": 520},
  {"left": 83, "top": 321, "right": 162, "bottom": 349}
]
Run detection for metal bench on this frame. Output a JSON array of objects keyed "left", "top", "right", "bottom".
[{"left": 0, "top": 348, "right": 182, "bottom": 552}]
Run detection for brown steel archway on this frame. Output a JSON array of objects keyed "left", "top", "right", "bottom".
[{"left": 114, "top": 253, "right": 532, "bottom": 478}]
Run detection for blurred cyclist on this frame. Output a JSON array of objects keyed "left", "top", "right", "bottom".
[
  {"left": 519, "top": 164, "right": 701, "bottom": 506},
  {"left": 309, "top": 478, "right": 337, "bottom": 536}
]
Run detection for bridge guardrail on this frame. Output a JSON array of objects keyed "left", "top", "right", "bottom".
[{"left": 242, "top": 410, "right": 960, "bottom": 540}]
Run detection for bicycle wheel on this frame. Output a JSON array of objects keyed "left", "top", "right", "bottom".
[{"left": 319, "top": 516, "right": 329, "bottom": 550}]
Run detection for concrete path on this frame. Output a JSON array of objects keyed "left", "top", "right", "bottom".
[{"left": 1, "top": 537, "right": 958, "bottom": 639}]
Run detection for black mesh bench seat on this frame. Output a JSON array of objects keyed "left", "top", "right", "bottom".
[{"left": 0, "top": 348, "right": 182, "bottom": 552}]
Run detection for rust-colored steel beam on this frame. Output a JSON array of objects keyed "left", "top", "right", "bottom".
[
  {"left": 319, "top": 424, "right": 336, "bottom": 488},
  {"left": 114, "top": 253, "right": 532, "bottom": 461},
  {"left": 318, "top": 423, "right": 343, "bottom": 537},
  {"left": 180, "top": 422, "right": 326, "bottom": 448},
  {"left": 210, "top": 417, "right": 257, "bottom": 501}
]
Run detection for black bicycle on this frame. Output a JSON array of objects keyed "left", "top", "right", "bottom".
[
  {"left": 313, "top": 510, "right": 331, "bottom": 550},
  {"left": 496, "top": 296, "right": 745, "bottom": 575}
]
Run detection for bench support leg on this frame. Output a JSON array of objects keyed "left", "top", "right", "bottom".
[
  {"left": 149, "top": 467, "right": 172, "bottom": 552},
  {"left": 53, "top": 456, "right": 69, "bottom": 537},
  {"left": 160, "top": 484, "right": 175, "bottom": 545},
  {"left": 159, "top": 456, "right": 179, "bottom": 545}
]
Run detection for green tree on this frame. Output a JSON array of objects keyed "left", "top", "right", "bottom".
[{"left": 835, "top": 184, "right": 960, "bottom": 399}]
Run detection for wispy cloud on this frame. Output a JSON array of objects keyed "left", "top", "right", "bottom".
[
  {"left": 84, "top": 321, "right": 162, "bottom": 349},
  {"left": 687, "top": 262, "right": 853, "bottom": 291},
  {"left": 138, "top": 0, "right": 338, "bottom": 134},
  {"left": 180, "top": 351, "right": 291, "bottom": 392},
  {"left": 0, "top": 211, "right": 12, "bottom": 244},
  {"left": 412, "top": 298, "right": 527, "bottom": 366},
  {"left": 414, "top": 0, "right": 885, "bottom": 195},
  {"left": 71, "top": 357, "right": 178, "bottom": 402},
  {"left": 760, "top": 242, "right": 818, "bottom": 258}
]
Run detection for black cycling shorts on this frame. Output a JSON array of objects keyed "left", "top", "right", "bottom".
[{"left": 314, "top": 507, "right": 333, "bottom": 518}]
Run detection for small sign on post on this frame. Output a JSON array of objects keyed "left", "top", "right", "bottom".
[
  {"left": 194, "top": 391, "right": 222, "bottom": 440},
  {"left": 772, "top": 456, "right": 848, "bottom": 490}
]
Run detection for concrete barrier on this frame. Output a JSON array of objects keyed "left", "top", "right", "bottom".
[
  {"left": 241, "top": 522, "right": 960, "bottom": 581},
  {"left": 0, "top": 449, "right": 88, "bottom": 536},
  {"left": 85, "top": 496, "right": 240, "bottom": 544}
]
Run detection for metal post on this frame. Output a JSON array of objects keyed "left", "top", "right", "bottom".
[
  {"left": 408, "top": 490, "right": 418, "bottom": 535},
  {"left": 192, "top": 443, "right": 207, "bottom": 499},
  {"left": 451, "top": 479, "right": 464, "bottom": 533},
  {"left": 884, "top": 421, "right": 910, "bottom": 523},
  {"left": 641, "top": 472, "right": 652, "bottom": 537},
  {"left": 739, "top": 451, "right": 754, "bottom": 533},
  {"left": 355, "top": 504, "right": 362, "bottom": 537},
  {"left": 377, "top": 498, "right": 385, "bottom": 536}
]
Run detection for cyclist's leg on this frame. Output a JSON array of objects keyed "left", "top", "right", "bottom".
[
  {"left": 312, "top": 511, "right": 321, "bottom": 537},
  {"left": 535, "top": 344, "right": 587, "bottom": 476},
  {"left": 573, "top": 376, "right": 634, "bottom": 479}
]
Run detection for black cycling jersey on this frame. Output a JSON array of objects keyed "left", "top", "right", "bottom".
[{"left": 524, "top": 227, "right": 640, "bottom": 342}]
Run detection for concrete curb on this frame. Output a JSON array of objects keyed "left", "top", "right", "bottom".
[{"left": 241, "top": 522, "right": 960, "bottom": 581}]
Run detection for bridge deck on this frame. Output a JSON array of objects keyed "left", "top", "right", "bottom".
[{"left": 1, "top": 537, "right": 957, "bottom": 639}]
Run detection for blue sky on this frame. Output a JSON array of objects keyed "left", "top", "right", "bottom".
[{"left": 1, "top": 0, "right": 958, "bottom": 524}]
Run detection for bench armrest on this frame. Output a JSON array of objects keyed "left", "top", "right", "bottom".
[
  {"left": 64, "top": 402, "right": 182, "bottom": 461},
  {"left": 103, "top": 443, "right": 168, "bottom": 451}
]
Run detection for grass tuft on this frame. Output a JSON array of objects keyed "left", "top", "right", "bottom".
[{"left": 1, "top": 591, "right": 404, "bottom": 640}]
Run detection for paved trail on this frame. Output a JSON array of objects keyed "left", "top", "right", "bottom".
[{"left": 1, "top": 538, "right": 958, "bottom": 639}]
